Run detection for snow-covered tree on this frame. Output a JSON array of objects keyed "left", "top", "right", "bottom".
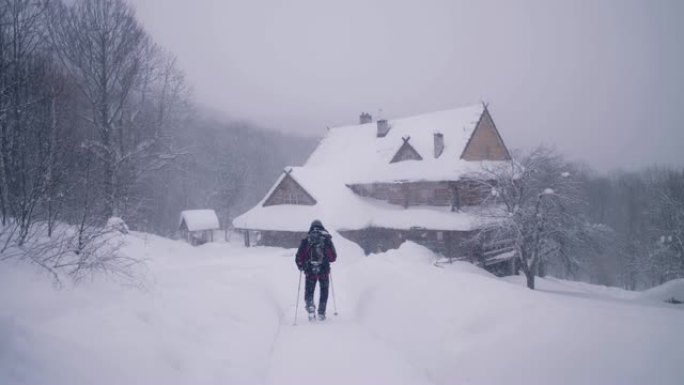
[
  {"left": 48, "top": 0, "right": 188, "bottom": 220},
  {"left": 647, "top": 170, "right": 684, "bottom": 284},
  {"left": 476, "top": 147, "right": 591, "bottom": 289}
]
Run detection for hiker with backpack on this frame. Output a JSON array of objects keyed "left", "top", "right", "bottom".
[{"left": 295, "top": 220, "right": 337, "bottom": 321}]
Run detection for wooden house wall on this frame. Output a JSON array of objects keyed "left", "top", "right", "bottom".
[
  {"left": 339, "top": 228, "right": 405, "bottom": 254},
  {"left": 182, "top": 230, "right": 214, "bottom": 245},
  {"left": 179, "top": 220, "right": 189, "bottom": 242},
  {"left": 179, "top": 218, "right": 219, "bottom": 245},
  {"left": 247, "top": 227, "right": 475, "bottom": 258},
  {"left": 245, "top": 227, "right": 515, "bottom": 275},
  {"left": 457, "top": 180, "right": 493, "bottom": 207},
  {"left": 347, "top": 180, "right": 492, "bottom": 209},
  {"left": 339, "top": 227, "right": 477, "bottom": 259},
  {"left": 263, "top": 174, "right": 316, "bottom": 206},
  {"left": 461, "top": 109, "right": 511, "bottom": 161},
  {"left": 258, "top": 230, "right": 308, "bottom": 248}
]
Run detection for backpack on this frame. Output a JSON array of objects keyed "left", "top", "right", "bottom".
[{"left": 306, "top": 229, "right": 327, "bottom": 275}]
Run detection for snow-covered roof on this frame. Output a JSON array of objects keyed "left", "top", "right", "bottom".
[
  {"left": 234, "top": 166, "right": 497, "bottom": 232},
  {"left": 233, "top": 104, "right": 511, "bottom": 232},
  {"left": 180, "top": 210, "right": 220, "bottom": 231},
  {"left": 305, "top": 104, "right": 507, "bottom": 183}
]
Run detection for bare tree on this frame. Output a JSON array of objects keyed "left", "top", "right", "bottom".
[
  {"left": 47, "top": 0, "right": 190, "bottom": 223},
  {"left": 48, "top": 0, "right": 150, "bottom": 218},
  {"left": 114, "top": 50, "right": 190, "bottom": 218},
  {"left": 0, "top": 0, "right": 314, "bottom": 283},
  {"left": 0, "top": 0, "right": 52, "bottom": 242},
  {"left": 476, "top": 147, "right": 589, "bottom": 289}
]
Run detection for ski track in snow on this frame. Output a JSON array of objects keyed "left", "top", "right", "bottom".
[
  {"left": 149, "top": 237, "right": 430, "bottom": 385},
  {"left": 266, "top": 316, "right": 434, "bottom": 385},
  {"left": 254, "top": 249, "right": 435, "bottom": 385}
]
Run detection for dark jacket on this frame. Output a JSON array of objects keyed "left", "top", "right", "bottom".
[{"left": 295, "top": 228, "right": 337, "bottom": 278}]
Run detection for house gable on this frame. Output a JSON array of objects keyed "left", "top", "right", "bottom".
[
  {"left": 262, "top": 171, "right": 317, "bottom": 206},
  {"left": 179, "top": 219, "right": 189, "bottom": 232},
  {"left": 390, "top": 136, "right": 423, "bottom": 163},
  {"left": 460, "top": 107, "right": 511, "bottom": 161}
]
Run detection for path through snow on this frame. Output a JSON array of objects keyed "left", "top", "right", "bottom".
[
  {"left": 140, "top": 234, "right": 435, "bottom": 385},
  {"left": 1, "top": 232, "right": 683, "bottom": 385},
  {"left": 266, "top": 316, "right": 432, "bottom": 385}
]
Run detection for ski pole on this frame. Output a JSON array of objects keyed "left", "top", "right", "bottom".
[
  {"left": 294, "top": 270, "right": 303, "bottom": 325},
  {"left": 330, "top": 271, "right": 338, "bottom": 316}
]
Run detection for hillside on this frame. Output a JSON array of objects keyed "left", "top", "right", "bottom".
[{"left": 1, "top": 232, "right": 682, "bottom": 385}]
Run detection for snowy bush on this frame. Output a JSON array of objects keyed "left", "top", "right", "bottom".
[
  {"left": 0, "top": 220, "right": 139, "bottom": 285},
  {"left": 106, "top": 217, "right": 130, "bottom": 234}
]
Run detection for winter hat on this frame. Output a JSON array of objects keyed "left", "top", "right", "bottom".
[{"left": 309, "top": 219, "right": 325, "bottom": 232}]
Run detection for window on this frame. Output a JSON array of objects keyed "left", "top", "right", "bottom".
[{"left": 285, "top": 191, "right": 300, "bottom": 205}]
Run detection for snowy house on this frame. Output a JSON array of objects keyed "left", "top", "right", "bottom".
[
  {"left": 179, "top": 209, "right": 220, "bottom": 245},
  {"left": 233, "top": 103, "right": 516, "bottom": 274}
]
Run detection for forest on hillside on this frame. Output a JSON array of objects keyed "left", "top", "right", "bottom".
[
  {"left": 580, "top": 167, "right": 684, "bottom": 289},
  {"left": 519, "top": 157, "right": 684, "bottom": 290},
  {"left": 0, "top": 0, "right": 317, "bottom": 234},
  {"left": 0, "top": 0, "right": 315, "bottom": 279}
]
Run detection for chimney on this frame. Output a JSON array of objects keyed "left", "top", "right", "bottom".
[
  {"left": 359, "top": 112, "right": 372, "bottom": 124},
  {"left": 376, "top": 119, "right": 390, "bottom": 137},
  {"left": 434, "top": 132, "right": 444, "bottom": 158}
]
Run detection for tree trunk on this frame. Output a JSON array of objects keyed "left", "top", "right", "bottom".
[
  {"left": 101, "top": 118, "right": 115, "bottom": 219},
  {"left": 519, "top": 253, "right": 537, "bottom": 290},
  {"left": 47, "top": 93, "right": 58, "bottom": 237},
  {"left": 103, "top": 154, "right": 115, "bottom": 218},
  {"left": 0, "top": 136, "right": 9, "bottom": 226},
  {"left": 525, "top": 270, "right": 535, "bottom": 290}
]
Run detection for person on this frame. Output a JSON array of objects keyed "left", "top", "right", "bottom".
[{"left": 295, "top": 219, "right": 337, "bottom": 321}]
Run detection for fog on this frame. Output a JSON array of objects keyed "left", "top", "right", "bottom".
[
  {"left": 128, "top": 0, "right": 683, "bottom": 171},
  {"left": 1, "top": 3, "right": 683, "bottom": 382}
]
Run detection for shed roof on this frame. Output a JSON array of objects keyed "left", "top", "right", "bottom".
[{"left": 180, "top": 210, "right": 220, "bottom": 232}]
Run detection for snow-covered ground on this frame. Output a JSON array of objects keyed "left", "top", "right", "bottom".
[{"left": 1, "top": 231, "right": 683, "bottom": 385}]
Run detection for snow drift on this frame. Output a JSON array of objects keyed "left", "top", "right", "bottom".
[{"left": 1, "top": 232, "right": 682, "bottom": 385}]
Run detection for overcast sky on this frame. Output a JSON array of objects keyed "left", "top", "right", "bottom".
[{"left": 130, "top": 0, "right": 683, "bottom": 171}]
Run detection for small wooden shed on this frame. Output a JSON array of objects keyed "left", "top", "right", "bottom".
[{"left": 179, "top": 209, "right": 220, "bottom": 245}]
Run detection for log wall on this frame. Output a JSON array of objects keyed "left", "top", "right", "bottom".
[{"left": 347, "top": 180, "right": 491, "bottom": 209}]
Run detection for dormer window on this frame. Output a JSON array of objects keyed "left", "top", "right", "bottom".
[{"left": 390, "top": 136, "right": 423, "bottom": 163}]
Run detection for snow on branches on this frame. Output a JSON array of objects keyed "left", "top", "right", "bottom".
[{"left": 474, "top": 146, "right": 594, "bottom": 289}]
